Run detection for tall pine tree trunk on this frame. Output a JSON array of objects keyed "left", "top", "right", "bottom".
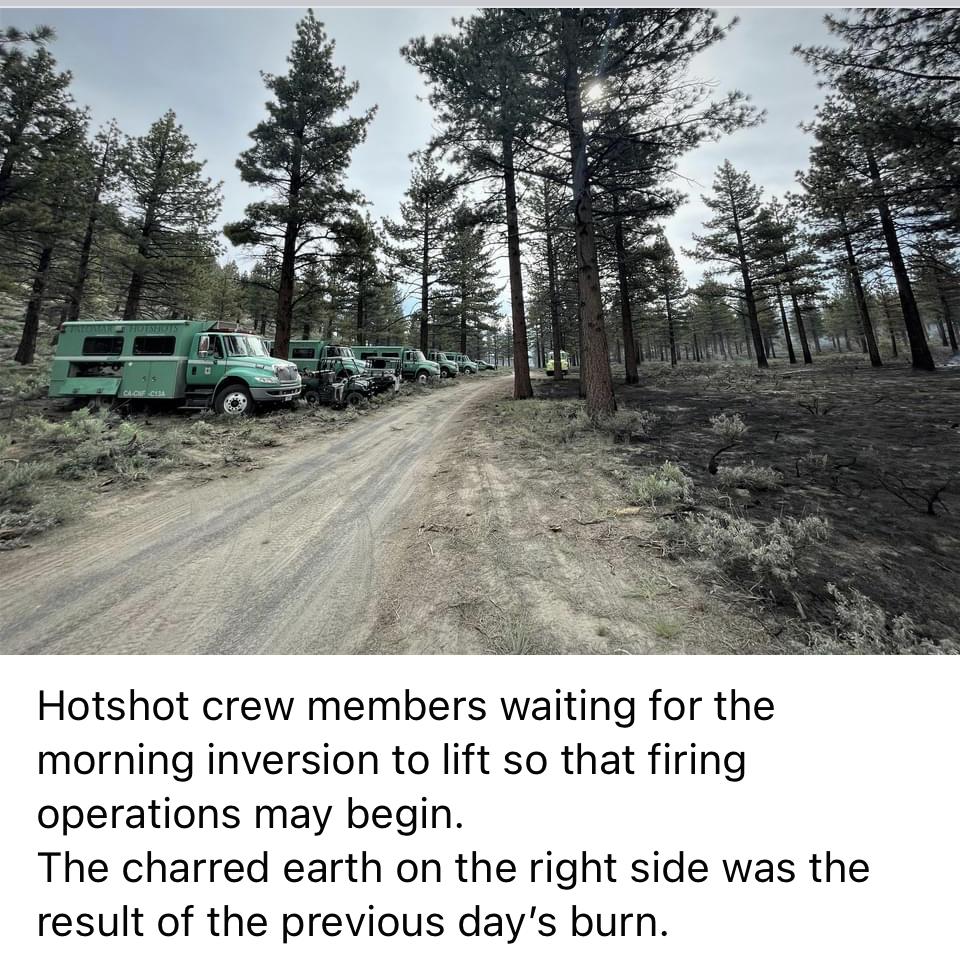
[
  {"left": 774, "top": 284, "right": 797, "bottom": 364},
  {"left": 67, "top": 141, "right": 112, "bottom": 323},
  {"left": 561, "top": 9, "right": 615, "bottom": 417},
  {"left": 612, "top": 199, "right": 638, "bottom": 385},
  {"left": 502, "top": 135, "right": 532, "bottom": 399},
  {"left": 420, "top": 202, "right": 430, "bottom": 353},
  {"left": 935, "top": 275, "right": 959, "bottom": 353},
  {"left": 664, "top": 286, "right": 678, "bottom": 366},
  {"left": 838, "top": 211, "right": 881, "bottom": 367},
  {"left": 544, "top": 195, "right": 564, "bottom": 380},
  {"left": 728, "top": 195, "right": 766, "bottom": 367},
  {"left": 15, "top": 244, "right": 54, "bottom": 365},
  {"left": 864, "top": 146, "right": 934, "bottom": 370},
  {"left": 122, "top": 223, "right": 152, "bottom": 322},
  {"left": 274, "top": 137, "right": 303, "bottom": 359},
  {"left": 788, "top": 288, "right": 813, "bottom": 364}
]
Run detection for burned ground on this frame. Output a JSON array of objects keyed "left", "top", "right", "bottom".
[{"left": 372, "top": 356, "right": 958, "bottom": 655}]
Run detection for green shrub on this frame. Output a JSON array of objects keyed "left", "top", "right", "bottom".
[
  {"left": 827, "top": 583, "right": 917, "bottom": 651},
  {"left": 631, "top": 462, "right": 694, "bottom": 507},
  {"left": 715, "top": 463, "right": 783, "bottom": 490},
  {"left": 709, "top": 412, "right": 747, "bottom": 442},
  {"left": 0, "top": 460, "right": 56, "bottom": 508},
  {"left": 677, "top": 511, "right": 828, "bottom": 585}
]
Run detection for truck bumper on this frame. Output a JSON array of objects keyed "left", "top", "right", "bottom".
[{"left": 251, "top": 384, "right": 301, "bottom": 404}]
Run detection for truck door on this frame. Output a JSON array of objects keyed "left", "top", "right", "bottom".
[{"left": 187, "top": 334, "right": 227, "bottom": 391}]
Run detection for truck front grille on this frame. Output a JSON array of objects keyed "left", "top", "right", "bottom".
[{"left": 276, "top": 365, "right": 299, "bottom": 383}]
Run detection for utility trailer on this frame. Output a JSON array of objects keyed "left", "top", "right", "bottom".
[{"left": 48, "top": 320, "right": 301, "bottom": 415}]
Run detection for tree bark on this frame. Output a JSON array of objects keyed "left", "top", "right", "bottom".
[
  {"left": 561, "top": 9, "right": 616, "bottom": 417},
  {"left": 774, "top": 284, "right": 797, "bottom": 364},
  {"left": 612, "top": 199, "right": 638, "bottom": 385},
  {"left": 15, "top": 244, "right": 54, "bottom": 365},
  {"left": 935, "top": 276, "right": 959, "bottom": 353},
  {"left": 726, "top": 187, "right": 765, "bottom": 367},
  {"left": 838, "top": 210, "right": 882, "bottom": 367},
  {"left": 273, "top": 135, "right": 303, "bottom": 359},
  {"left": 664, "top": 286, "right": 678, "bottom": 366},
  {"left": 864, "top": 145, "right": 934, "bottom": 370},
  {"left": 787, "top": 288, "right": 813, "bottom": 364},
  {"left": 502, "top": 135, "right": 532, "bottom": 399}
]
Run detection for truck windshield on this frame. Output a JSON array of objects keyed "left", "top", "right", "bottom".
[
  {"left": 408, "top": 350, "right": 426, "bottom": 362},
  {"left": 222, "top": 335, "right": 270, "bottom": 357}
]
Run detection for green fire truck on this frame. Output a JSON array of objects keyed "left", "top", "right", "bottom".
[
  {"left": 48, "top": 320, "right": 301, "bottom": 415},
  {"left": 273, "top": 339, "right": 366, "bottom": 378},
  {"left": 351, "top": 345, "right": 440, "bottom": 383}
]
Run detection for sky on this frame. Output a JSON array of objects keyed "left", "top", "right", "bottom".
[{"left": 3, "top": 6, "right": 839, "bottom": 290}]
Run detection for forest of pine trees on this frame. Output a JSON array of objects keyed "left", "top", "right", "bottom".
[{"left": 3, "top": 9, "right": 960, "bottom": 414}]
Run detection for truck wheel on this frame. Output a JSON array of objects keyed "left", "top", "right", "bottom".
[
  {"left": 440, "top": 368, "right": 449, "bottom": 379},
  {"left": 215, "top": 383, "right": 254, "bottom": 416},
  {"left": 416, "top": 371, "right": 429, "bottom": 384},
  {"left": 345, "top": 391, "right": 366, "bottom": 407},
  {"left": 303, "top": 389, "right": 321, "bottom": 406}
]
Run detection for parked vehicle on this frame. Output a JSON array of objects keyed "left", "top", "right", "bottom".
[
  {"left": 48, "top": 320, "right": 301, "bottom": 415},
  {"left": 426, "top": 350, "right": 460, "bottom": 378},
  {"left": 273, "top": 339, "right": 365, "bottom": 379},
  {"left": 301, "top": 360, "right": 372, "bottom": 407},
  {"left": 546, "top": 350, "right": 570, "bottom": 376},
  {"left": 351, "top": 345, "right": 440, "bottom": 383},
  {"left": 354, "top": 356, "right": 403, "bottom": 395},
  {"left": 476, "top": 359, "right": 495, "bottom": 370},
  {"left": 447, "top": 352, "right": 479, "bottom": 374}
]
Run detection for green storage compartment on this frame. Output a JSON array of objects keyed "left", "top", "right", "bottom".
[{"left": 57, "top": 377, "right": 121, "bottom": 397}]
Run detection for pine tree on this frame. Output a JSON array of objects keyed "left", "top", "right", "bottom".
[
  {"left": 404, "top": 10, "right": 539, "bottom": 399},
  {"left": 648, "top": 232, "right": 687, "bottom": 367},
  {"left": 12, "top": 108, "right": 88, "bottom": 363},
  {"left": 225, "top": 11, "right": 374, "bottom": 357},
  {"left": 382, "top": 153, "right": 458, "bottom": 352},
  {"left": 690, "top": 161, "right": 768, "bottom": 367},
  {"left": 331, "top": 212, "right": 383, "bottom": 345},
  {"left": 0, "top": 43, "right": 75, "bottom": 214},
  {"left": 118, "top": 111, "right": 221, "bottom": 321},
  {"left": 439, "top": 203, "right": 501, "bottom": 354},
  {"left": 64, "top": 121, "right": 120, "bottom": 322}
]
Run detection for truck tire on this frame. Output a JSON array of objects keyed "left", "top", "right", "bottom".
[
  {"left": 440, "top": 368, "right": 449, "bottom": 379},
  {"left": 215, "top": 383, "right": 254, "bottom": 416},
  {"left": 416, "top": 370, "right": 430, "bottom": 384},
  {"left": 303, "top": 389, "right": 321, "bottom": 406},
  {"left": 345, "top": 390, "right": 366, "bottom": 407}
]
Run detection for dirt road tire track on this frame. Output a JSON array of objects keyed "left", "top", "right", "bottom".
[{"left": 0, "top": 377, "right": 508, "bottom": 654}]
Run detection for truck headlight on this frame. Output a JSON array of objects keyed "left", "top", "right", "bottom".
[{"left": 254, "top": 375, "right": 279, "bottom": 384}]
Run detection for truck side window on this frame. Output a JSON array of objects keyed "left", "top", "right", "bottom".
[
  {"left": 292, "top": 347, "right": 315, "bottom": 359},
  {"left": 81, "top": 336, "right": 124, "bottom": 357},
  {"left": 133, "top": 336, "right": 177, "bottom": 356}
]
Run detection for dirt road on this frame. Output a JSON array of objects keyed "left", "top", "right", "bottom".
[{"left": 0, "top": 377, "right": 508, "bottom": 654}]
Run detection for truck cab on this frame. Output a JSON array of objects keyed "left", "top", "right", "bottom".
[
  {"left": 351, "top": 346, "right": 440, "bottom": 383},
  {"left": 426, "top": 350, "right": 459, "bottom": 378},
  {"left": 277, "top": 340, "right": 366, "bottom": 379},
  {"left": 448, "top": 352, "right": 479, "bottom": 375},
  {"left": 48, "top": 320, "right": 301, "bottom": 415}
]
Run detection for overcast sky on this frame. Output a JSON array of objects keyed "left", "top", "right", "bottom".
[{"left": 3, "top": 6, "right": 839, "bottom": 290}]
